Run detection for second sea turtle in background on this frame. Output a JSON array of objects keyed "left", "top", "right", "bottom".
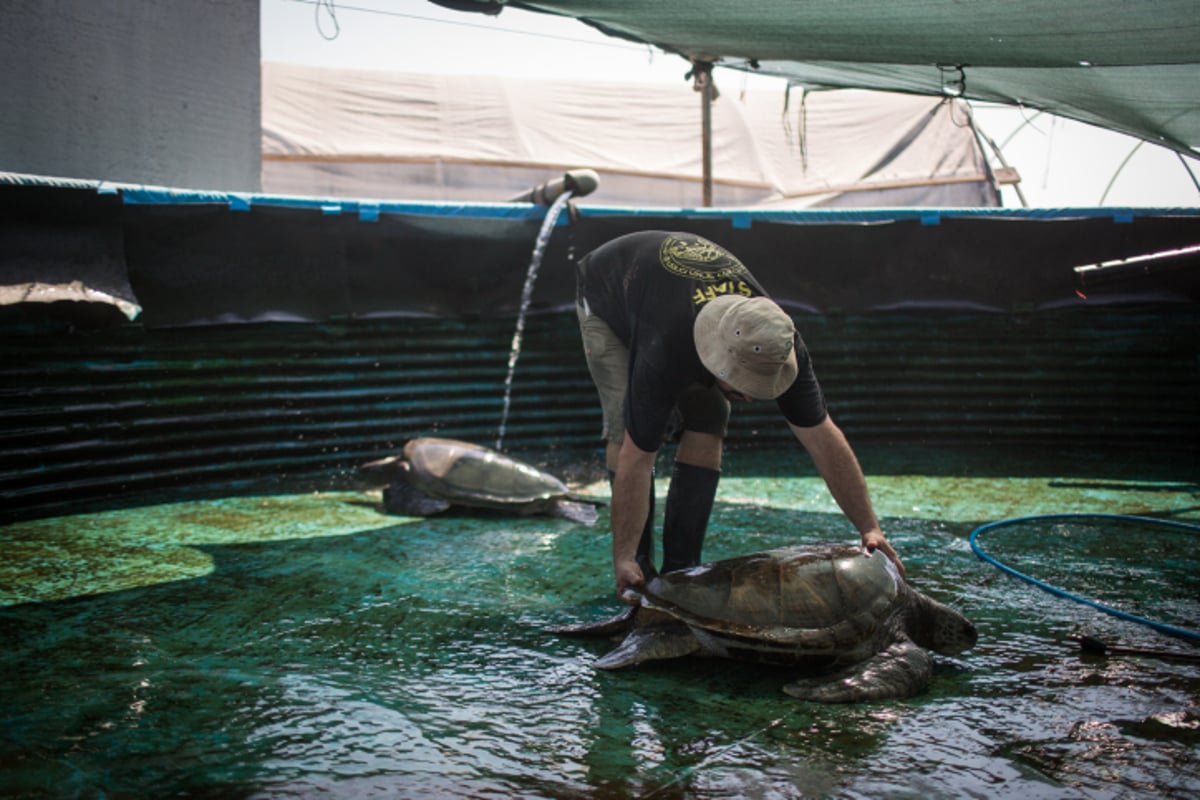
[{"left": 359, "top": 437, "right": 600, "bottom": 524}]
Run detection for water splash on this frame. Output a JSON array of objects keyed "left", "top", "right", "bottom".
[{"left": 495, "top": 190, "right": 575, "bottom": 451}]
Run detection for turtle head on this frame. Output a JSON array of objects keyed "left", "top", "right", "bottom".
[
  {"left": 908, "top": 591, "right": 978, "bottom": 655},
  {"left": 356, "top": 455, "right": 408, "bottom": 488}
]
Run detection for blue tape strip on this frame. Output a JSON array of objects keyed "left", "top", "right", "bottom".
[
  {"left": 85, "top": 179, "right": 1197, "bottom": 225},
  {"left": 572, "top": 205, "right": 1200, "bottom": 224},
  {"left": 118, "top": 188, "right": 547, "bottom": 220}
]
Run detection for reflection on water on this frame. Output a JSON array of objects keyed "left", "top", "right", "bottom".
[{"left": 0, "top": 447, "right": 1197, "bottom": 798}]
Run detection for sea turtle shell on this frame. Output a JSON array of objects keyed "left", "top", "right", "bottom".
[
  {"left": 638, "top": 543, "right": 900, "bottom": 664},
  {"left": 404, "top": 437, "right": 571, "bottom": 507},
  {"left": 553, "top": 543, "right": 977, "bottom": 702},
  {"left": 360, "top": 437, "right": 599, "bottom": 523}
]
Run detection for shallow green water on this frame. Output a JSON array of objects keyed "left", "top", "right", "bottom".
[{"left": 1, "top": 446, "right": 1198, "bottom": 798}]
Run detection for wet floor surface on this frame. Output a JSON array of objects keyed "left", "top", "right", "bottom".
[{"left": 1, "top": 445, "right": 1197, "bottom": 798}]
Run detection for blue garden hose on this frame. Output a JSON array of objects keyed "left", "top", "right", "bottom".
[{"left": 970, "top": 513, "right": 1200, "bottom": 642}]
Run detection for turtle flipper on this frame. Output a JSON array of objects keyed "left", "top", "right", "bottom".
[
  {"left": 382, "top": 482, "right": 452, "bottom": 516},
  {"left": 594, "top": 613, "right": 700, "bottom": 670},
  {"left": 547, "top": 605, "right": 637, "bottom": 637},
  {"left": 782, "top": 639, "right": 933, "bottom": 703},
  {"left": 548, "top": 498, "right": 600, "bottom": 525}
]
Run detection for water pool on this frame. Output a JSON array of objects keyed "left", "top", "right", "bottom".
[{"left": 1, "top": 446, "right": 1197, "bottom": 798}]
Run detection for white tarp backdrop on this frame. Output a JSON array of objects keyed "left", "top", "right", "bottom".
[{"left": 262, "top": 62, "right": 999, "bottom": 207}]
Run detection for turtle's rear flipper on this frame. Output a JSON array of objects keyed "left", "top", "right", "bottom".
[
  {"left": 547, "top": 605, "right": 637, "bottom": 637},
  {"left": 550, "top": 499, "right": 600, "bottom": 525},
  {"left": 382, "top": 483, "right": 452, "bottom": 516},
  {"left": 594, "top": 618, "right": 699, "bottom": 669},
  {"left": 783, "top": 639, "right": 932, "bottom": 703}
]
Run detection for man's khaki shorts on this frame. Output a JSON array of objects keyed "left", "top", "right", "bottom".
[{"left": 576, "top": 301, "right": 729, "bottom": 447}]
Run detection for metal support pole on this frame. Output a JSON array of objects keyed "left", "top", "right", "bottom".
[{"left": 693, "top": 60, "right": 714, "bottom": 208}]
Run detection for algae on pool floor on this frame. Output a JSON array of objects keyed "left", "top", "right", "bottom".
[{"left": 1, "top": 446, "right": 1197, "bottom": 798}]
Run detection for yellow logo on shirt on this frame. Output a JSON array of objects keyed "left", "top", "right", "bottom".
[
  {"left": 659, "top": 235, "right": 748, "bottom": 281},
  {"left": 693, "top": 280, "right": 754, "bottom": 305}
]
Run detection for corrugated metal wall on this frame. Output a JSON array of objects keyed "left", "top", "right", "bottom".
[
  {"left": 0, "top": 312, "right": 596, "bottom": 521},
  {"left": 2, "top": 306, "right": 1196, "bottom": 521}
]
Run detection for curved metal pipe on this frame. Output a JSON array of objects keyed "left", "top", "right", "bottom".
[{"left": 510, "top": 168, "right": 599, "bottom": 205}]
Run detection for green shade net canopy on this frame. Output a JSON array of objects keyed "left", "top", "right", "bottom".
[{"left": 434, "top": 0, "right": 1200, "bottom": 156}]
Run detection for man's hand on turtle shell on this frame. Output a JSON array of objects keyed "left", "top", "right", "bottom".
[
  {"left": 862, "top": 530, "right": 905, "bottom": 578},
  {"left": 614, "top": 559, "right": 645, "bottom": 604}
]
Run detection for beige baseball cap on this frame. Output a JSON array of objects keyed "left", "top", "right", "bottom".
[{"left": 693, "top": 295, "right": 799, "bottom": 400}]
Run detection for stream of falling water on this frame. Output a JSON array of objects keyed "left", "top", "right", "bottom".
[{"left": 495, "top": 189, "right": 575, "bottom": 451}]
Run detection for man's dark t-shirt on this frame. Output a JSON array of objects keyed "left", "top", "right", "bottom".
[{"left": 577, "top": 230, "right": 827, "bottom": 451}]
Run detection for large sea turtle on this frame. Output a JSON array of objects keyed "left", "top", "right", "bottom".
[
  {"left": 552, "top": 543, "right": 977, "bottom": 702},
  {"left": 359, "top": 437, "right": 599, "bottom": 524}
]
